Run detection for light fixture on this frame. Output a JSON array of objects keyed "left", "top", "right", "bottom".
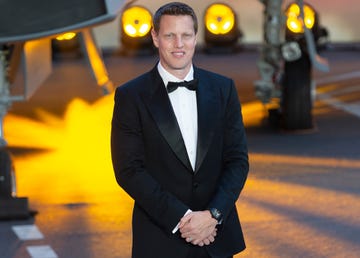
[
  {"left": 285, "top": 2, "right": 328, "bottom": 47},
  {"left": 120, "top": 5, "right": 154, "bottom": 55},
  {"left": 203, "top": 3, "right": 242, "bottom": 53},
  {"left": 55, "top": 32, "right": 77, "bottom": 41},
  {"left": 51, "top": 32, "right": 81, "bottom": 59},
  {"left": 286, "top": 3, "right": 315, "bottom": 34}
]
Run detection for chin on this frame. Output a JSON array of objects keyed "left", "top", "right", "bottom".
[{"left": 171, "top": 62, "right": 191, "bottom": 70}]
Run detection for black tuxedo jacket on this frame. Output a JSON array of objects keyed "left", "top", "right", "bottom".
[{"left": 111, "top": 64, "right": 249, "bottom": 258}]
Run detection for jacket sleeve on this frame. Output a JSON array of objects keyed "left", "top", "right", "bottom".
[
  {"left": 207, "top": 79, "right": 249, "bottom": 222},
  {"left": 111, "top": 86, "right": 189, "bottom": 234}
]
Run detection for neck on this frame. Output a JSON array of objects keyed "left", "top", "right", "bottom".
[{"left": 160, "top": 62, "right": 192, "bottom": 80}]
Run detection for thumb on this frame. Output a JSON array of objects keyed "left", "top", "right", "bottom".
[{"left": 178, "top": 212, "right": 193, "bottom": 228}]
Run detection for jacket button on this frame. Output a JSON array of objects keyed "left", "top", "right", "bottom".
[{"left": 193, "top": 182, "right": 199, "bottom": 188}]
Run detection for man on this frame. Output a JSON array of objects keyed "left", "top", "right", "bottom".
[{"left": 111, "top": 2, "right": 249, "bottom": 258}]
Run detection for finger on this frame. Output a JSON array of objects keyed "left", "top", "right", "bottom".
[
  {"left": 190, "top": 237, "right": 200, "bottom": 245},
  {"left": 178, "top": 216, "right": 192, "bottom": 228},
  {"left": 197, "top": 241, "right": 204, "bottom": 247},
  {"left": 205, "top": 235, "right": 214, "bottom": 243},
  {"left": 191, "top": 238, "right": 204, "bottom": 246},
  {"left": 180, "top": 226, "right": 194, "bottom": 235},
  {"left": 203, "top": 239, "right": 210, "bottom": 245},
  {"left": 179, "top": 221, "right": 194, "bottom": 233},
  {"left": 181, "top": 232, "right": 191, "bottom": 239}
]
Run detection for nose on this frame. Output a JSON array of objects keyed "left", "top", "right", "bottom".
[{"left": 174, "top": 35, "right": 184, "bottom": 48}]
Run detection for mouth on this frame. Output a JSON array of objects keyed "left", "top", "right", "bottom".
[{"left": 172, "top": 51, "right": 186, "bottom": 58}]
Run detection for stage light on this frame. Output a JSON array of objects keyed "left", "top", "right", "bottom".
[
  {"left": 51, "top": 32, "right": 81, "bottom": 59},
  {"left": 120, "top": 5, "right": 154, "bottom": 55},
  {"left": 55, "top": 32, "right": 77, "bottom": 41},
  {"left": 285, "top": 2, "right": 329, "bottom": 48},
  {"left": 203, "top": 3, "right": 242, "bottom": 53},
  {"left": 205, "top": 4, "right": 235, "bottom": 35},
  {"left": 286, "top": 3, "right": 315, "bottom": 34}
]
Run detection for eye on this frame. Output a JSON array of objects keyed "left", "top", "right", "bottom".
[{"left": 164, "top": 33, "right": 174, "bottom": 39}]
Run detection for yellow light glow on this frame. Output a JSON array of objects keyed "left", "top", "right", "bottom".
[
  {"left": 205, "top": 4, "right": 235, "bottom": 35},
  {"left": 5, "top": 95, "right": 133, "bottom": 257},
  {"left": 55, "top": 32, "right": 77, "bottom": 41},
  {"left": 286, "top": 3, "right": 315, "bottom": 33},
  {"left": 125, "top": 24, "right": 137, "bottom": 36},
  {"left": 223, "top": 21, "right": 231, "bottom": 31},
  {"left": 139, "top": 24, "right": 150, "bottom": 34},
  {"left": 81, "top": 29, "right": 111, "bottom": 88},
  {"left": 5, "top": 95, "right": 123, "bottom": 203},
  {"left": 122, "top": 6, "right": 152, "bottom": 37},
  {"left": 210, "top": 23, "right": 217, "bottom": 31}
]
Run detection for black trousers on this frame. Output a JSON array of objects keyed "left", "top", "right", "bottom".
[{"left": 186, "top": 246, "right": 233, "bottom": 258}]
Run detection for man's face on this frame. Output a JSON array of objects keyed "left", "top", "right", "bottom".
[{"left": 151, "top": 15, "right": 197, "bottom": 78}]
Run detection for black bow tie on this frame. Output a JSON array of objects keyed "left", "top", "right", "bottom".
[{"left": 167, "top": 79, "right": 198, "bottom": 93}]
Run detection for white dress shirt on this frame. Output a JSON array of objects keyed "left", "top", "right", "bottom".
[
  {"left": 157, "top": 62, "right": 198, "bottom": 171},
  {"left": 157, "top": 62, "right": 197, "bottom": 233}
]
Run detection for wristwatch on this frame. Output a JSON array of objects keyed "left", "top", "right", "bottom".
[{"left": 208, "top": 208, "right": 223, "bottom": 223}]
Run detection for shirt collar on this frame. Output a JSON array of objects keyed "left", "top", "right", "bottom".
[{"left": 157, "top": 62, "right": 194, "bottom": 89}]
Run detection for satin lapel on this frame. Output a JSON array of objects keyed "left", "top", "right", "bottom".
[
  {"left": 195, "top": 71, "right": 219, "bottom": 173},
  {"left": 141, "top": 68, "right": 193, "bottom": 171}
]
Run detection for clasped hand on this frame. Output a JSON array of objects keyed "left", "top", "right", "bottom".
[{"left": 178, "top": 210, "right": 218, "bottom": 246}]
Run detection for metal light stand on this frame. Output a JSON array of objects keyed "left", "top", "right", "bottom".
[
  {"left": 255, "top": 0, "right": 283, "bottom": 105},
  {"left": 0, "top": 49, "right": 31, "bottom": 220}
]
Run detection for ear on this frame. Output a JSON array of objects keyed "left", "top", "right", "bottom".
[{"left": 151, "top": 29, "right": 159, "bottom": 48}]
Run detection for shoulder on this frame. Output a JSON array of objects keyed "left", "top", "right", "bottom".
[
  {"left": 194, "top": 66, "right": 234, "bottom": 90},
  {"left": 115, "top": 70, "right": 153, "bottom": 95},
  {"left": 195, "top": 66, "right": 232, "bottom": 82},
  {"left": 115, "top": 63, "right": 162, "bottom": 93},
  {"left": 112, "top": 69, "right": 157, "bottom": 112},
  {"left": 194, "top": 66, "right": 235, "bottom": 97}
]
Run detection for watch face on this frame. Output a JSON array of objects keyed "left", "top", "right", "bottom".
[{"left": 210, "top": 208, "right": 222, "bottom": 220}]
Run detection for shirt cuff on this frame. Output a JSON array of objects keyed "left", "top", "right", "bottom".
[{"left": 172, "top": 209, "right": 192, "bottom": 234}]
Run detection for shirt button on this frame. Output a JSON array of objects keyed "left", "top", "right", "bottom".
[{"left": 193, "top": 182, "right": 199, "bottom": 188}]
